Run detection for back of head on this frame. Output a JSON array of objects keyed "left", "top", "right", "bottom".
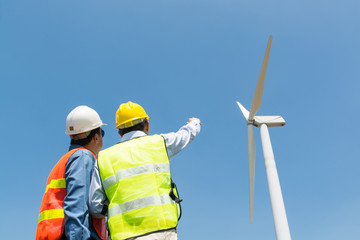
[
  {"left": 116, "top": 101, "right": 149, "bottom": 129},
  {"left": 116, "top": 101, "right": 149, "bottom": 136}
]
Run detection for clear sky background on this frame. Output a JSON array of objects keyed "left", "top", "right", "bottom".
[{"left": 1, "top": 0, "right": 359, "bottom": 239}]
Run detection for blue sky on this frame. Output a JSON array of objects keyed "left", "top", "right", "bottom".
[{"left": 1, "top": 0, "right": 360, "bottom": 239}]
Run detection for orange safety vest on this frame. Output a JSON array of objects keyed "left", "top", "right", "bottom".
[{"left": 36, "top": 148, "right": 107, "bottom": 240}]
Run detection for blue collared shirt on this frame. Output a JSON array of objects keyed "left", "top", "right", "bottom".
[{"left": 63, "top": 145, "right": 101, "bottom": 240}]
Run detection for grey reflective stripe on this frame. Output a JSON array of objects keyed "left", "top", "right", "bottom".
[
  {"left": 102, "top": 163, "right": 170, "bottom": 190},
  {"left": 108, "top": 195, "right": 174, "bottom": 218}
]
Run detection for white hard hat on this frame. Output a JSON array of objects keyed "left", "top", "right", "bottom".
[{"left": 65, "top": 105, "right": 106, "bottom": 135}]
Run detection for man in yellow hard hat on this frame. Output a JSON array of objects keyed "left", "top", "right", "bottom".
[{"left": 89, "top": 101, "right": 201, "bottom": 240}]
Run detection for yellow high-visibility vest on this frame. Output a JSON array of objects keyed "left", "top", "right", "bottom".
[{"left": 98, "top": 135, "right": 180, "bottom": 240}]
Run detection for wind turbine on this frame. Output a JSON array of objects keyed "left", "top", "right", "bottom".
[{"left": 236, "top": 35, "right": 291, "bottom": 240}]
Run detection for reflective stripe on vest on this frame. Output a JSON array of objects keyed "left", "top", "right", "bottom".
[
  {"left": 38, "top": 209, "right": 64, "bottom": 223},
  {"left": 45, "top": 178, "right": 66, "bottom": 193},
  {"left": 36, "top": 148, "right": 107, "bottom": 240},
  {"left": 98, "top": 135, "right": 179, "bottom": 240},
  {"left": 102, "top": 162, "right": 170, "bottom": 190},
  {"left": 108, "top": 194, "right": 174, "bottom": 218}
]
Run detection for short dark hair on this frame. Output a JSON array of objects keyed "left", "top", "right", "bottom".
[
  {"left": 118, "top": 120, "right": 146, "bottom": 136},
  {"left": 70, "top": 127, "right": 101, "bottom": 146}
]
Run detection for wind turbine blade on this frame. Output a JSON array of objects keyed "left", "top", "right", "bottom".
[
  {"left": 248, "top": 35, "right": 272, "bottom": 120},
  {"left": 248, "top": 124, "right": 256, "bottom": 223},
  {"left": 236, "top": 101, "right": 249, "bottom": 120}
]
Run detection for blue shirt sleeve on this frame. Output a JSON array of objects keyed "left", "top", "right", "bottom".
[{"left": 64, "top": 148, "right": 97, "bottom": 240}]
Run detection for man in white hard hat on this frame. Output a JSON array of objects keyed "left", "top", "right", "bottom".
[
  {"left": 36, "top": 106, "right": 107, "bottom": 240},
  {"left": 89, "top": 101, "right": 201, "bottom": 240}
]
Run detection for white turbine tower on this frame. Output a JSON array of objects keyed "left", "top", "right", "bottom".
[{"left": 236, "top": 35, "right": 291, "bottom": 240}]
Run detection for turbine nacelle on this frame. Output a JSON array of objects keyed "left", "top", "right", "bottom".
[
  {"left": 237, "top": 101, "right": 286, "bottom": 128},
  {"left": 252, "top": 116, "right": 285, "bottom": 127}
]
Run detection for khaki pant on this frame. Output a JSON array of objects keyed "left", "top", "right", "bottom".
[{"left": 133, "top": 229, "right": 178, "bottom": 240}]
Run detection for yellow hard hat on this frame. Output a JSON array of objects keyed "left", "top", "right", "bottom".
[{"left": 115, "top": 101, "right": 149, "bottom": 129}]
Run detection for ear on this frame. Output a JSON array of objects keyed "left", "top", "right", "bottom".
[
  {"left": 144, "top": 120, "right": 149, "bottom": 134},
  {"left": 93, "top": 134, "right": 99, "bottom": 141},
  {"left": 118, "top": 129, "right": 123, "bottom": 137}
]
